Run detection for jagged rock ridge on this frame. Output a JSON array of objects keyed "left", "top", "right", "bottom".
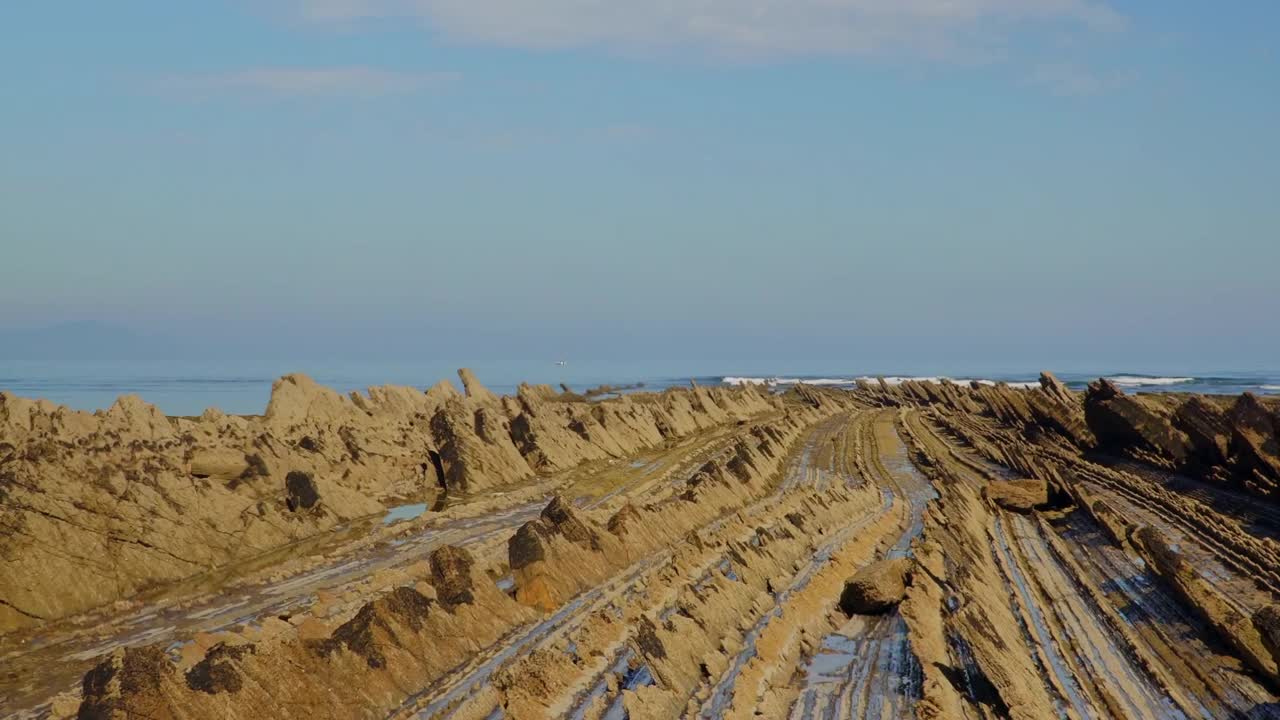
[{"left": 0, "top": 370, "right": 778, "bottom": 633}]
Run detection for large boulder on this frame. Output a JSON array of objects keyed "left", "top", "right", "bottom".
[
  {"left": 839, "top": 558, "right": 912, "bottom": 615},
  {"left": 188, "top": 449, "right": 251, "bottom": 482}
]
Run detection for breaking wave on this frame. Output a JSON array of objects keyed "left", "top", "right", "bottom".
[
  {"left": 860, "top": 376, "right": 946, "bottom": 386},
  {"left": 721, "top": 374, "right": 1280, "bottom": 394},
  {"left": 722, "top": 377, "right": 855, "bottom": 387},
  {"left": 722, "top": 376, "right": 1041, "bottom": 390},
  {"left": 968, "top": 379, "right": 1041, "bottom": 390},
  {"left": 1106, "top": 376, "right": 1195, "bottom": 387}
]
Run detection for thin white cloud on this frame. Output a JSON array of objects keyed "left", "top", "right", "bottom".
[
  {"left": 1030, "top": 62, "right": 1134, "bottom": 96},
  {"left": 283, "top": 0, "right": 1124, "bottom": 57},
  {"left": 161, "top": 66, "right": 456, "bottom": 98}
]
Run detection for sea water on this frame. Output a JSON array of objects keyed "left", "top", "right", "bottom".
[{"left": 0, "top": 360, "right": 1276, "bottom": 417}]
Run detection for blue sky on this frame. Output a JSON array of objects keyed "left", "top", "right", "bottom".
[{"left": 2, "top": 1, "right": 1278, "bottom": 376}]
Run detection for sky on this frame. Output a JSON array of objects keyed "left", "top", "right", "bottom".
[{"left": 2, "top": 1, "right": 1278, "bottom": 378}]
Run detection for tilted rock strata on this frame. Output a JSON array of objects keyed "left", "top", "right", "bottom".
[
  {"left": 508, "top": 408, "right": 823, "bottom": 613},
  {"left": 623, "top": 488, "right": 891, "bottom": 719},
  {"left": 880, "top": 378, "right": 1280, "bottom": 718},
  {"left": 0, "top": 370, "right": 778, "bottom": 633},
  {"left": 77, "top": 544, "right": 539, "bottom": 720},
  {"left": 72, "top": 394, "right": 856, "bottom": 719},
  {"left": 857, "top": 371, "right": 1280, "bottom": 502}
]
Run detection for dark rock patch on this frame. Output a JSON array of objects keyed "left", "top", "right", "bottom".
[
  {"left": 285, "top": 471, "right": 320, "bottom": 512},
  {"left": 430, "top": 545, "right": 476, "bottom": 608},
  {"left": 316, "top": 587, "right": 434, "bottom": 669},
  {"left": 185, "top": 642, "right": 256, "bottom": 694}
]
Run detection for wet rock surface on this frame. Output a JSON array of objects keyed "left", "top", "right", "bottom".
[
  {"left": 0, "top": 369, "right": 777, "bottom": 634},
  {"left": 880, "top": 375, "right": 1280, "bottom": 719},
  {"left": 8, "top": 373, "right": 1280, "bottom": 720}
]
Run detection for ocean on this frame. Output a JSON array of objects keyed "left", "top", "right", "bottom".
[
  {"left": 0, "top": 362, "right": 1277, "bottom": 417},
  {"left": 719, "top": 373, "right": 1280, "bottom": 396}
]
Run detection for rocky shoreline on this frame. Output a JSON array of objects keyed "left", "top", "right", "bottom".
[
  {"left": 0, "top": 370, "right": 778, "bottom": 633},
  {"left": 5, "top": 372, "right": 1280, "bottom": 719}
]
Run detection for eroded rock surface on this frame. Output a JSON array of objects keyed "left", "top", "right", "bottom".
[
  {"left": 839, "top": 558, "right": 911, "bottom": 615},
  {"left": 0, "top": 370, "right": 777, "bottom": 633},
  {"left": 13, "top": 371, "right": 1280, "bottom": 720},
  {"left": 983, "top": 478, "right": 1049, "bottom": 513},
  {"left": 47, "top": 385, "right": 855, "bottom": 720}
]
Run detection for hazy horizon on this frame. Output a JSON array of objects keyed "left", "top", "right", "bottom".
[{"left": 4, "top": 2, "right": 1278, "bottom": 376}]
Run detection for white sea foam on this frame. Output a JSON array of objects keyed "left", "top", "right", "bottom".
[
  {"left": 722, "top": 377, "right": 855, "bottom": 386},
  {"left": 1262, "top": 385, "right": 1280, "bottom": 391},
  {"left": 860, "top": 376, "right": 1039, "bottom": 389},
  {"left": 724, "top": 375, "right": 1042, "bottom": 390},
  {"left": 1106, "top": 376, "right": 1195, "bottom": 387},
  {"left": 968, "top": 379, "right": 1041, "bottom": 389},
  {"left": 859, "top": 376, "right": 947, "bottom": 386}
]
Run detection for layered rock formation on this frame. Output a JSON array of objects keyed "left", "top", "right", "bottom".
[
  {"left": 77, "top": 544, "right": 539, "bottom": 720},
  {"left": 508, "top": 409, "right": 820, "bottom": 614},
  {"left": 1083, "top": 380, "right": 1280, "bottom": 497},
  {"left": 16, "top": 370, "right": 1280, "bottom": 720},
  {"left": 858, "top": 376, "right": 1280, "bottom": 719},
  {"left": 0, "top": 371, "right": 778, "bottom": 633},
  {"left": 65, "top": 389, "right": 856, "bottom": 720},
  {"left": 856, "top": 372, "right": 1280, "bottom": 501}
]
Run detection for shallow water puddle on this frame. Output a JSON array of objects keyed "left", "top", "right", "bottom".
[{"left": 383, "top": 503, "right": 429, "bottom": 525}]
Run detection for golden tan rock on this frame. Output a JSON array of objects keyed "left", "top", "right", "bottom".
[{"left": 838, "top": 558, "right": 912, "bottom": 615}]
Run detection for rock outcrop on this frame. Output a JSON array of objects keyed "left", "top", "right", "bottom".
[
  {"left": 0, "top": 370, "right": 780, "bottom": 634},
  {"left": 1081, "top": 382, "right": 1280, "bottom": 499},
  {"left": 64, "top": 389, "right": 855, "bottom": 720},
  {"left": 78, "top": 645, "right": 174, "bottom": 720},
  {"left": 1131, "top": 525, "right": 1280, "bottom": 685},
  {"left": 429, "top": 545, "right": 476, "bottom": 609},
  {"left": 1085, "top": 379, "right": 1192, "bottom": 468},
  {"left": 983, "top": 479, "right": 1049, "bottom": 514},
  {"left": 849, "top": 372, "right": 1280, "bottom": 504},
  {"left": 75, "top": 547, "right": 537, "bottom": 720}
]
